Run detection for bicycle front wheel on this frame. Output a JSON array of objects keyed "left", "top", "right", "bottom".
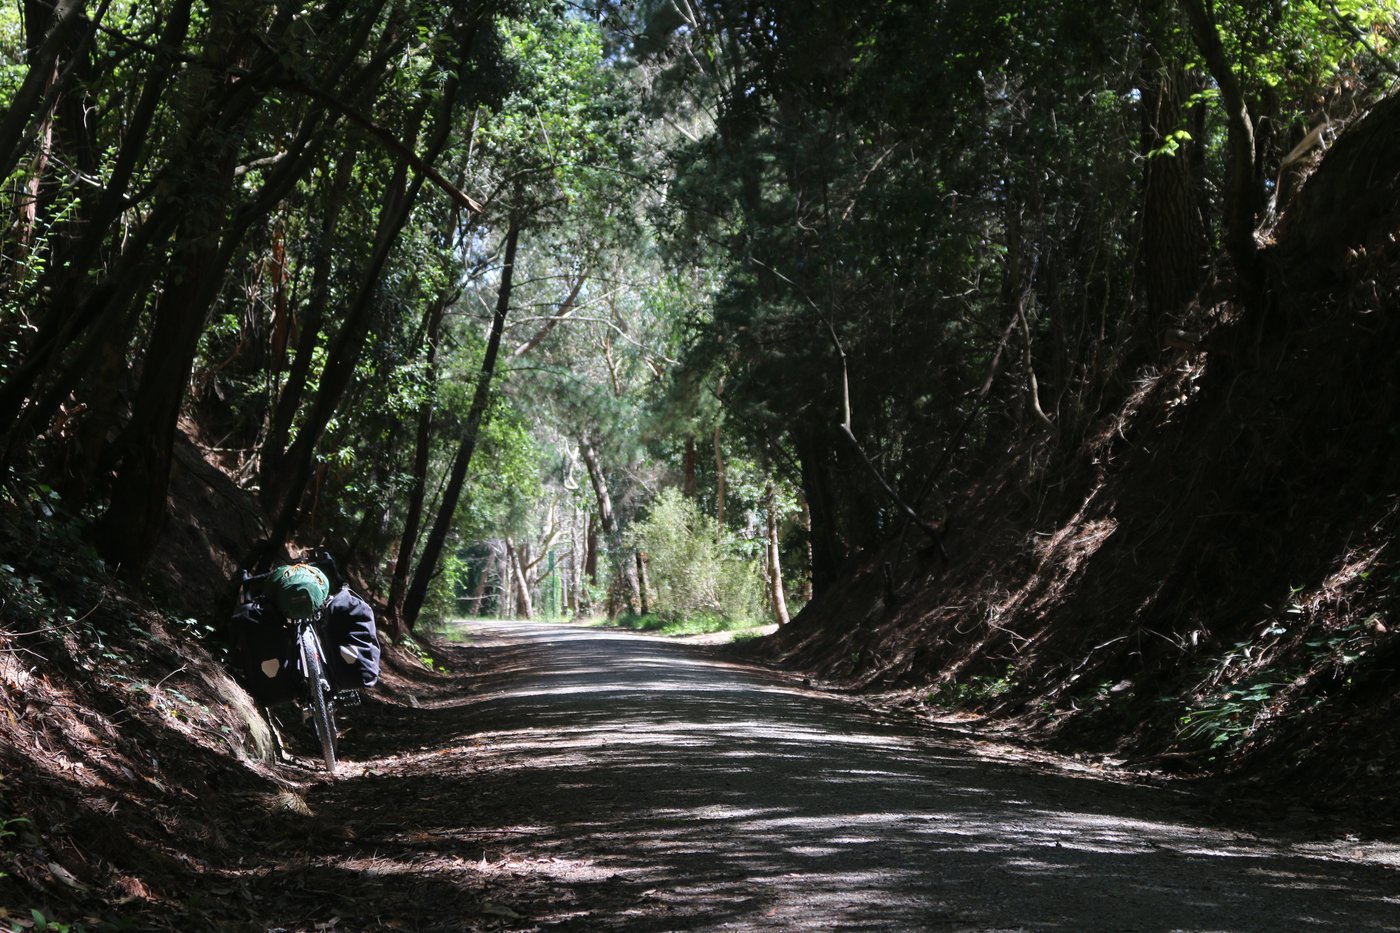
[{"left": 298, "top": 625, "right": 337, "bottom": 773}]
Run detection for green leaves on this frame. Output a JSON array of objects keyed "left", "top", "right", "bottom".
[{"left": 626, "top": 488, "right": 763, "bottom": 622}]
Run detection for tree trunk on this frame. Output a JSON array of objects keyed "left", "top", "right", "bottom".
[
  {"left": 265, "top": 153, "right": 419, "bottom": 549},
  {"left": 1179, "top": 0, "right": 1262, "bottom": 301},
  {"left": 12, "top": 56, "right": 55, "bottom": 263},
  {"left": 494, "top": 540, "right": 510, "bottom": 617},
  {"left": 1140, "top": 52, "right": 1207, "bottom": 321},
  {"left": 635, "top": 551, "right": 650, "bottom": 616},
  {"left": 506, "top": 537, "right": 533, "bottom": 619},
  {"left": 578, "top": 435, "right": 642, "bottom": 614},
  {"left": 567, "top": 507, "right": 582, "bottom": 614},
  {"left": 94, "top": 218, "right": 233, "bottom": 570},
  {"left": 98, "top": 22, "right": 341, "bottom": 570},
  {"left": 713, "top": 424, "right": 726, "bottom": 528},
  {"left": 385, "top": 289, "right": 452, "bottom": 631},
  {"left": 37, "top": 0, "right": 191, "bottom": 303},
  {"left": 584, "top": 511, "right": 599, "bottom": 585},
  {"left": 509, "top": 269, "right": 587, "bottom": 358},
  {"left": 0, "top": 154, "right": 182, "bottom": 461},
  {"left": 94, "top": 4, "right": 260, "bottom": 569},
  {"left": 266, "top": 10, "right": 476, "bottom": 550},
  {"left": 765, "top": 483, "right": 790, "bottom": 626},
  {"left": 469, "top": 555, "right": 490, "bottom": 617},
  {"left": 19, "top": 0, "right": 102, "bottom": 266},
  {"left": 0, "top": 0, "right": 91, "bottom": 183},
  {"left": 683, "top": 436, "right": 697, "bottom": 497},
  {"left": 800, "top": 499, "right": 814, "bottom": 603},
  {"left": 261, "top": 146, "right": 359, "bottom": 492},
  {"left": 402, "top": 222, "right": 520, "bottom": 631},
  {"left": 796, "top": 423, "right": 844, "bottom": 596}
]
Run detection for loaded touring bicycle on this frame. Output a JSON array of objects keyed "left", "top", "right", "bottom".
[{"left": 231, "top": 551, "right": 381, "bottom": 773}]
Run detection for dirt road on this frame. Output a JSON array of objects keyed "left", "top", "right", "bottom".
[{"left": 261, "top": 622, "right": 1400, "bottom": 931}]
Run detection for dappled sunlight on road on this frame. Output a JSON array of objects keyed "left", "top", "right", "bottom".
[{"left": 313, "top": 621, "right": 1400, "bottom": 931}]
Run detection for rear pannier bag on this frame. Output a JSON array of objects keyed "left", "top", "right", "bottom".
[
  {"left": 322, "top": 588, "right": 381, "bottom": 690},
  {"left": 230, "top": 600, "right": 303, "bottom": 705}
]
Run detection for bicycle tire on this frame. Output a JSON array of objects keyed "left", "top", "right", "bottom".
[{"left": 298, "top": 625, "right": 337, "bottom": 773}]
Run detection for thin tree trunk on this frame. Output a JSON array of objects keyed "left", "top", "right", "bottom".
[
  {"left": 796, "top": 423, "right": 844, "bottom": 596},
  {"left": 93, "top": 3, "right": 264, "bottom": 569},
  {"left": 262, "top": 146, "right": 359, "bottom": 491},
  {"left": 578, "top": 435, "right": 642, "bottom": 614},
  {"left": 266, "top": 152, "right": 418, "bottom": 548},
  {"left": 402, "top": 222, "right": 520, "bottom": 631},
  {"left": 16, "top": 0, "right": 105, "bottom": 267},
  {"left": 0, "top": 0, "right": 90, "bottom": 182},
  {"left": 494, "top": 540, "right": 510, "bottom": 618},
  {"left": 469, "top": 556, "right": 489, "bottom": 617},
  {"left": 510, "top": 270, "right": 588, "bottom": 358},
  {"left": 713, "top": 424, "right": 726, "bottom": 528},
  {"left": 800, "top": 499, "right": 814, "bottom": 603},
  {"left": 584, "top": 512, "right": 599, "bottom": 586},
  {"left": 506, "top": 537, "right": 533, "bottom": 619},
  {"left": 1014, "top": 274, "right": 1056, "bottom": 434},
  {"left": 683, "top": 436, "right": 697, "bottom": 497},
  {"left": 765, "top": 483, "right": 790, "bottom": 626},
  {"left": 385, "top": 289, "right": 452, "bottom": 631},
  {"left": 0, "top": 157, "right": 182, "bottom": 458},
  {"left": 635, "top": 551, "right": 650, "bottom": 616},
  {"left": 1179, "top": 0, "right": 1262, "bottom": 300},
  {"left": 267, "top": 9, "right": 477, "bottom": 550},
  {"left": 567, "top": 507, "right": 582, "bottom": 614},
  {"left": 12, "top": 61, "right": 55, "bottom": 262},
  {"left": 98, "top": 34, "right": 337, "bottom": 569},
  {"left": 38, "top": 0, "right": 191, "bottom": 298}
]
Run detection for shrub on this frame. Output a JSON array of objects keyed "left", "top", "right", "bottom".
[{"left": 627, "top": 488, "right": 762, "bottom": 623}]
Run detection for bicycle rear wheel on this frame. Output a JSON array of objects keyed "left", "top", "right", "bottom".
[{"left": 298, "top": 625, "right": 337, "bottom": 773}]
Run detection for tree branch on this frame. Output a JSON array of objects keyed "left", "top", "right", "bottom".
[
  {"left": 828, "top": 323, "right": 948, "bottom": 557},
  {"left": 510, "top": 269, "right": 589, "bottom": 358},
  {"left": 283, "top": 79, "right": 485, "bottom": 216}
]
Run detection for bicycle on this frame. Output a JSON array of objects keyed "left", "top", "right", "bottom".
[{"left": 238, "top": 554, "right": 348, "bottom": 773}]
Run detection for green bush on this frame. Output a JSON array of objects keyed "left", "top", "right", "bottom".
[{"left": 627, "top": 488, "right": 762, "bottom": 623}]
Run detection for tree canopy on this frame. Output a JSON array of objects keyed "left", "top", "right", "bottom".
[{"left": 1, "top": 0, "right": 1398, "bottom": 649}]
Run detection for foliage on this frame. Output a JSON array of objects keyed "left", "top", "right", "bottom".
[
  {"left": 626, "top": 488, "right": 762, "bottom": 623},
  {"left": 397, "top": 632, "right": 448, "bottom": 673},
  {"left": 927, "top": 666, "right": 1017, "bottom": 709},
  {"left": 419, "top": 546, "right": 476, "bottom": 628},
  {"left": 1178, "top": 680, "right": 1287, "bottom": 752},
  {"left": 611, "top": 610, "right": 765, "bottom": 637},
  {"left": 1174, "top": 606, "right": 1386, "bottom": 755},
  {"left": 0, "top": 813, "right": 29, "bottom": 882}
]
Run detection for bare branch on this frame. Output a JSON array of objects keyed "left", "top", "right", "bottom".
[{"left": 510, "top": 269, "right": 590, "bottom": 358}]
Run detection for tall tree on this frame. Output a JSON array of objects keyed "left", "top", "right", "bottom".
[{"left": 402, "top": 221, "right": 520, "bottom": 630}]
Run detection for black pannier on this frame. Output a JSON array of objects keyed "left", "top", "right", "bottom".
[
  {"left": 230, "top": 599, "right": 303, "bottom": 705},
  {"left": 321, "top": 588, "right": 381, "bottom": 690},
  {"left": 230, "top": 585, "right": 381, "bottom": 702}
]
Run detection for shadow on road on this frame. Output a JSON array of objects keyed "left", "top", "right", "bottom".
[{"left": 275, "top": 622, "right": 1398, "bottom": 931}]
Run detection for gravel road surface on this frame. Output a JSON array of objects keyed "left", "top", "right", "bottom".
[{"left": 303, "top": 621, "right": 1400, "bottom": 932}]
